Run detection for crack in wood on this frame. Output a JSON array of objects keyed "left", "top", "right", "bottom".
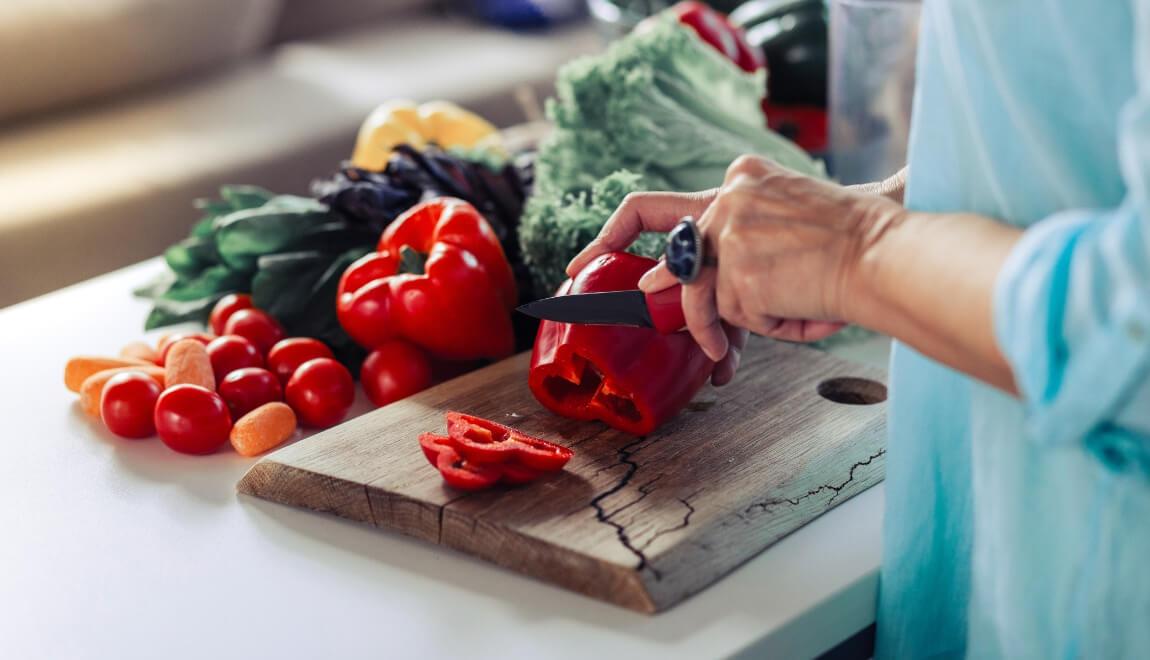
[
  {"left": 436, "top": 505, "right": 446, "bottom": 545},
  {"left": 743, "top": 448, "right": 886, "bottom": 517},
  {"left": 588, "top": 436, "right": 663, "bottom": 580},
  {"left": 363, "top": 484, "right": 379, "bottom": 527},
  {"left": 605, "top": 474, "right": 664, "bottom": 518},
  {"left": 640, "top": 491, "right": 700, "bottom": 552}
]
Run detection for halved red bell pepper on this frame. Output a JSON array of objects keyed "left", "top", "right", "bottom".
[
  {"left": 444, "top": 411, "right": 573, "bottom": 471},
  {"left": 337, "top": 198, "right": 516, "bottom": 361},
  {"left": 419, "top": 432, "right": 503, "bottom": 491},
  {"left": 638, "top": 2, "right": 765, "bottom": 75},
  {"left": 528, "top": 252, "right": 713, "bottom": 436},
  {"left": 672, "top": 1, "right": 765, "bottom": 74}
]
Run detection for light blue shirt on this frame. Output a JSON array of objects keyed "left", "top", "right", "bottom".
[{"left": 876, "top": 1, "right": 1150, "bottom": 657}]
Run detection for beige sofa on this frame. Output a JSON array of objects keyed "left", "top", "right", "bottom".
[{"left": 0, "top": 0, "right": 597, "bottom": 309}]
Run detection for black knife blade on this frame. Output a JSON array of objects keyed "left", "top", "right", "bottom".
[
  {"left": 517, "top": 285, "right": 686, "bottom": 334},
  {"left": 517, "top": 290, "right": 655, "bottom": 328}
]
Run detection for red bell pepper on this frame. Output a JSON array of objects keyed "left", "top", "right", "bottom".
[
  {"left": 528, "top": 252, "right": 713, "bottom": 436},
  {"left": 419, "top": 433, "right": 502, "bottom": 491},
  {"left": 764, "top": 102, "right": 828, "bottom": 154},
  {"left": 666, "top": 1, "right": 766, "bottom": 74},
  {"left": 419, "top": 412, "right": 573, "bottom": 489},
  {"left": 445, "top": 411, "right": 573, "bottom": 471},
  {"left": 337, "top": 198, "right": 516, "bottom": 361}
]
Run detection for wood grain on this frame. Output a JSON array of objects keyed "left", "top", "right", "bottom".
[{"left": 238, "top": 337, "right": 887, "bottom": 613}]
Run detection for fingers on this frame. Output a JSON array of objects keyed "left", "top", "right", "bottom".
[
  {"left": 637, "top": 261, "right": 679, "bottom": 293},
  {"left": 762, "top": 319, "right": 846, "bottom": 343},
  {"left": 681, "top": 268, "right": 729, "bottom": 362},
  {"left": 566, "top": 189, "right": 716, "bottom": 277},
  {"left": 711, "top": 323, "right": 748, "bottom": 386}
]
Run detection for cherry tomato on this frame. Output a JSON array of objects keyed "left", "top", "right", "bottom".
[
  {"left": 206, "top": 335, "right": 263, "bottom": 381},
  {"left": 157, "top": 332, "right": 214, "bottom": 364},
  {"left": 218, "top": 367, "right": 282, "bottom": 419},
  {"left": 266, "top": 338, "right": 334, "bottom": 384},
  {"left": 154, "top": 384, "right": 232, "bottom": 455},
  {"left": 285, "top": 358, "right": 354, "bottom": 428},
  {"left": 209, "top": 293, "right": 254, "bottom": 335},
  {"left": 361, "top": 340, "right": 433, "bottom": 407},
  {"left": 100, "top": 371, "right": 162, "bottom": 439},
  {"left": 223, "top": 309, "right": 285, "bottom": 355}
]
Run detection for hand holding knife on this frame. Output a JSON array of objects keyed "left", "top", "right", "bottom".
[{"left": 517, "top": 217, "right": 713, "bottom": 333}]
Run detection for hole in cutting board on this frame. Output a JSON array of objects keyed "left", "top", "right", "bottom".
[{"left": 817, "top": 377, "right": 887, "bottom": 405}]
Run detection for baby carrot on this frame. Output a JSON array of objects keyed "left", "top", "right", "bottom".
[
  {"left": 119, "top": 341, "right": 161, "bottom": 365},
  {"left": 65, "top": 356, "right": 153, "bottom": 392},
  {"left": 79, "top": 366, "right": 165, "bottom": 417},
  {"left": 164, "top": 339, "right": 215, "bottom": 390},
  {"left": 230, "top": 402, "right": 297, "bottom": 457}
]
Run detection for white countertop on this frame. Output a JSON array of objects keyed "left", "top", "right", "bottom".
[{"left": 0, "top": 261, "right": 887, "bottom": 660}]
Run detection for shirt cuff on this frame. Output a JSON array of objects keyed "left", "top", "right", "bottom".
[{"left": 993, "top": 210, "right": 1150, "bottom": 473}]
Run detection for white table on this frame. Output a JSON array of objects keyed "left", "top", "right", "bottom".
[{"left": 0, "top": 261, "right": 887, "bottom": 660}]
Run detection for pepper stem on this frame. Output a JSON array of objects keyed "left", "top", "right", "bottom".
[{"left": 398, "top": 245, "right": 427, "bottom": 275}]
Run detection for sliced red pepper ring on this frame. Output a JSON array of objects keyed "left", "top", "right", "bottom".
[
  {"left": 420, "top": 433, "right": 502, "bottom": 491},
  {"left": 419, "top": 432, "right": 455, "bottom": 467},
  {"left": 420, "top": 431, "right": 554, "bottom": 489},
  {"left": 497, "top": 462, "right": 545, "bottom": 485},
  {"left": 445, "top": 411, "right": 574, "bottom": 472}
]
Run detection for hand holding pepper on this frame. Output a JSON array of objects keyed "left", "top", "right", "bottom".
[
  {"left": 565, "top": 189, "right": 749, "bottom": 387},
  {"left": 568, "top": 157, "right": 888, "bottom": 361},
  {"left": 568, "top": 155, "right": 1020, "bottom": 394}
]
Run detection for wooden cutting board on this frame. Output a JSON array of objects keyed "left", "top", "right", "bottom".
[{"left": 237, "top": 337, "right": 887, "bottom": 613}]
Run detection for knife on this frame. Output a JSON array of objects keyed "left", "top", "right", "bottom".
[{"left": 517, "top": 285, "right": 686, "bottom": 334}]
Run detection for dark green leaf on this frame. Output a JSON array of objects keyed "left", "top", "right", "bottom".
[
  {"left": 251, "top": 251, "right": 332, "bottom": 324},
  {"left": 144, "top": 295, "right": 220, "bottom": 330},
  {"left": 219, "top": 185, "right": 276, "bottom": 211},
  {"left": 190, "top": 217, "right": 216, "bottom": 239},
  {"left": 260, "top": 194, "right": 328, "bottom": 213},
  {"left": 281, "top": 222, "right": 377, "bottom": 254},
  {"left": 162, "top": 265, "right": 248, "bottom": 302},
  {"left": 164, "top": 237, "right": 219, "bottom": 277},
  {"left": 214, "top": 208, "right": 334, "bottom": 271},
  {"left": 133, "top": 271, "right": 176, "bottom": 300},
  {"left": 251, "top": 246, "right": 371, "bottom": 373}
]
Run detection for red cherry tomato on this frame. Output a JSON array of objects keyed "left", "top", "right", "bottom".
[
  {"left": 218, "top": 367, "right": 282, "bottom": 419},
  {"left": 266, "top": 338, "right": 334, "bottom": 384},
  {"left": 360, "top": 340, "right": 433, "bottom": 407},
  {"left": 209, "top": 293, "right": 254, "bottom": 336},
  {"left": 154, "top": 384, "right": 232, "bottom": 455},
  {"left": 206, "top": 335, "right": 264, "bottom": 381},
  {"left": 223, "top": 309, "right": 285, "bottom": 355},
  {"left": 285, "top": 358, "right": 354, "bottom": 428},
  {"left": 157, "top": 332, "right": 214, "bottom": 364},
  {"left": 100, "top": 371, "right": 162, "bottom": 439}
]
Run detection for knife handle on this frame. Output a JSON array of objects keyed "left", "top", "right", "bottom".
[{"left": 646, "top": 285, "right": 686, "bottom": 334}]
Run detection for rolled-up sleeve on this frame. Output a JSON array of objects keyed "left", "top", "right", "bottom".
[{"left": 993, "top": 4, "right": 1150, "bottom": 473}]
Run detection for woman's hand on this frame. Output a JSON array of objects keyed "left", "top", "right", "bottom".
[
  {"left": 568, "top": 155, "right": 906, "bottom": 364},
  {"left": 568, "top": 157, "right": 1022, "bottom": 394}
]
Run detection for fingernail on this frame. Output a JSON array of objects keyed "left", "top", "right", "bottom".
[
  {"left": 565, "top": 256, "right": 583, "bottom": 276},
  {"left": 637, "top": 269, "right": 657, "bottom": 291}
]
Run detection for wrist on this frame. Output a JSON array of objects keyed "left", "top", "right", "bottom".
[{"left": 841, "top": 199, "right": 915, "bottom": 332}]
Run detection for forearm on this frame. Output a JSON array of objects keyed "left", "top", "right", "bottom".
[
  {"left": 848, "top": 167, "right": 908, "bottom": 204},
  {"left": 851, "top": 208, "right": 1022, "bottom": 394}
]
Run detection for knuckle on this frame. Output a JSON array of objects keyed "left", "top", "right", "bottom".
[
  {"left": 619, "top": 191, "right": 642, "bottom": 208},
  {"left": 728, "top": 154, "right": 764, "bottom": 177}
]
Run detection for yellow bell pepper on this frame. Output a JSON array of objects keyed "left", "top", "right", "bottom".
[{"left": 351, "top": 100, "right": 503, "bottom": 171}]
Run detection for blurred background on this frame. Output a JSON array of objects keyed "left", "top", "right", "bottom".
[{"left": 0, "top": 0, "right": 918, "bottom": 310}]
